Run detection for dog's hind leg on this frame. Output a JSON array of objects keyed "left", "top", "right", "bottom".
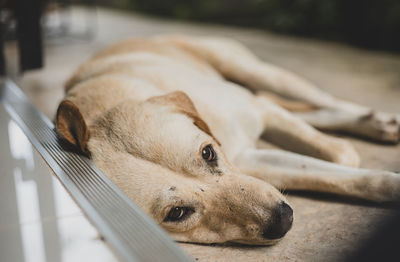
[
  {"left": 163, "top": 35, "right": 399, "bottom": 143},
  {"left": 254, "top": 96, "right": 360, "bottom": 167},
  {"left": 234, "top": 148, "right": 400, "bottom": 202}
]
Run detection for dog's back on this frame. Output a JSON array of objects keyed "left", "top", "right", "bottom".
[{"left": 65, "top": 37, "right": 220, "bottom": 91}]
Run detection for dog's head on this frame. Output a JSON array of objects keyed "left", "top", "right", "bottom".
[{"left": 56, "top": 91, "right": 293, "bottom": 245}]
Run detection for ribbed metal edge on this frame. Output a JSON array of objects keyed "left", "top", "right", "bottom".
[{"left": 0, "top": 79, "right": 193, "bottom": 262}]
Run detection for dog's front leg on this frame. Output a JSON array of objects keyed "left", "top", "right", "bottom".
[
  {"left": 234, "top": 148, "right": 400, "bottom": 202},
  {"left": 256, "top": 96, "right": 360, "bottom": 167},
  {"left": 294, "top": 106, "right": 400, "bottom": 143}
]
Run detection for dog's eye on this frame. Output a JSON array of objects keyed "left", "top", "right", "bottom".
[
  {"left": 164, "top": 207, "right": 194, "bottom": 222},
  {"left": 202, "top": 145, "right": 217, "bottom": 162}
]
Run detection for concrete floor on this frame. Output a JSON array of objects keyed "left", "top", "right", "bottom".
[{"left": 7, "top": 6, "right": 400, "bottom": 262}]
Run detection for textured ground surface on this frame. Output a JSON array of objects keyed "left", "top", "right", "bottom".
[{"left": 7, "top": 7, "right": 400, "bottom": 262}]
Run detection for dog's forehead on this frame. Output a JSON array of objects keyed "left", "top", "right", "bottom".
[
  {"left": 96, "top": 99, "right": 212, "bottom": 171},
  {"left": 113, "top": 100, "right": 209, "bottom": 144}
]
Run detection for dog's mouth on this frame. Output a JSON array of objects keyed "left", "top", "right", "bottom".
[{"left": 176, "top": 238, "right": 281, "bottom": 246}]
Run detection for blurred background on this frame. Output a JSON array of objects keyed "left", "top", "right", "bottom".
[
  {"left": 2, "top": 0, "right": 400, "bottom": 77},
  {"left": 101, "top": 0, "right": 400, "bottom": 52}
]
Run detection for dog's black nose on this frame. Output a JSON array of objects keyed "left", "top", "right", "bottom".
[{"left": 262, "top": 202, "right": 293, "bottom": 239}]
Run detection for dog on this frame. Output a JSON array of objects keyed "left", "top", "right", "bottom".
[{"left": 56, "top": 35, "right": 400, "bottom": 245}]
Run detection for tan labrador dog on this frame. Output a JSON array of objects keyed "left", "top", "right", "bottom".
[{"left": 56, "top": 35, "right": 400, "bottom": 245}]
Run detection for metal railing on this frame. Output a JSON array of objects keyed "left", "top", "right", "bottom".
[{"left": 0, "top": 79, "right": 193, "bottom": 262}]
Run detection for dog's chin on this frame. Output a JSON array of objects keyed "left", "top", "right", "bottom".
[{"left": 229, "top": 238, "right": 282, "bottom": 246}]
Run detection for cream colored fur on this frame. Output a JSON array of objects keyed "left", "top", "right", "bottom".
[{"left": 56, "top": 35, "right": 400, "bottom": 245}]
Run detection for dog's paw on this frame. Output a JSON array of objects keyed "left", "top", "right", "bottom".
[
  {"left": 360, "top": 171, "right": 400, "bottom": 202},
  {"left": 358, "top": 111, "right": 400, "bottom": 143}
]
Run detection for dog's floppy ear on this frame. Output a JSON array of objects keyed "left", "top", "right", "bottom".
[
  {"left": 148, "top": 91, "right": 221, "bottom": 145},
  {"left": 56, "top": 100, "right": 90, "bottom": 155}
]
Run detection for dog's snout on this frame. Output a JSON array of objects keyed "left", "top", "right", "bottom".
[{"left": 262, "top": 202, "right": 293, "bottom": 240}]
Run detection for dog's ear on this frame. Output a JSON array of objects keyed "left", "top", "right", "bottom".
[
  {"left": 148, "top": 91, "right": 221, "bottom": 145},
  {"left": 56, "top": 100, "right": 90, "bottom": 155}
]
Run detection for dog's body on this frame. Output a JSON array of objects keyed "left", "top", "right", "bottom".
[{"left": 56, "top": 35, "right": 400, "bottom": 245}]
